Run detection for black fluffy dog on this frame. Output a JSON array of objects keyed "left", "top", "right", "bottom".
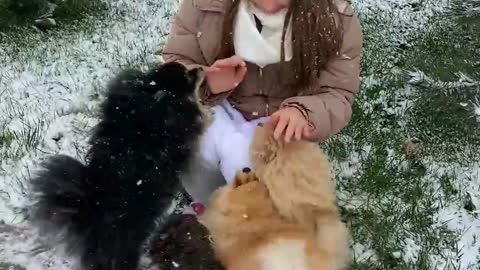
[{"left": 29, "top": 62, "right": 210, "bottom": 270}]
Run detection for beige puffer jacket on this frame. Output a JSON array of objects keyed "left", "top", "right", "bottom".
[{"left": 163, "top": 0, "right": 363, "bottom": 141}]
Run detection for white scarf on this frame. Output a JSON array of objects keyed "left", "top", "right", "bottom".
[{"left": 233, "top": 0, "right": 293, "bottom": 67}]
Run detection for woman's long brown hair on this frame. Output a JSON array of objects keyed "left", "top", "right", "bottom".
[{"left": 218, "top": 0, "right": 344, "bottom": 87}]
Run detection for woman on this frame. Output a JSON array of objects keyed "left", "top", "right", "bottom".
[{"left": 163, "top": 0, "right": 362, "bottom": 205}]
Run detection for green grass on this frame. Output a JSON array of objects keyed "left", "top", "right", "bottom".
[
  {"left": 0, "top": 0, "right": 49, "bottom": 27},
  {"left": 0, "top": 123, "right": 45, "bottom": 162},
  {"left": 0, "top": 0, "right": 108, "bottom": 32},
  {"left": 53, "top": 0, "right": 108, "bottom": 22},
  {"left": 0, "top": 131, "right": 14, "bottom": 148},
  {"left": 322, "top": 3, "right": 480, "bottom": 269},
  {"left": 403, "top": 18, "right": 480, "bottom": 164}
]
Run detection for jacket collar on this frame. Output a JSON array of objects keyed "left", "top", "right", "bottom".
[
  {"left": 234, "top": 0, "right": 292, "bottom": 67},
  {"left": 194, "top": 0, "right": 232, "bottom": 13}
]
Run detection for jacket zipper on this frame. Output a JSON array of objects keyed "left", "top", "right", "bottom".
[
  {"left": 258, "top": 67, "right": 263, "bottom": 94},
  {"left": 258, "top": 67, "right": 269, "bottom": 116}
]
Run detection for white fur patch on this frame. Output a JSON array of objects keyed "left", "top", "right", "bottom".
[{"left": 257, "top": 239, "right": 308, "bottom": 270}]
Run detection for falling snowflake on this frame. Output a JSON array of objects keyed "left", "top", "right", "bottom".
[
  {"left": 136, "top": 180, "right": 143, "bottom": 186},
  {"left": 472, "top": 98, "right": 480, "bottom": 122}
]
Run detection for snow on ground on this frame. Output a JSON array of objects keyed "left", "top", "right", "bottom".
[
  {"left": 428, "top": 161, "right": 480, "bottom": 269},
  {"left": 407, "top": 71, "right": 480, "bottom": 268},
  {"left": 353, "top": 0, "right": 449, "bottom": 49},
  {"left": 353, "top": 0, "right": 480, "bottom": 268},
  {"left": 0, "top": 0, "right": 178, "bottom": 219},
  {"left": 0, "top": 0, "right": 478, "bottom": 269},
  {"left": 0, "top": 0, "right": 177, "bottom": 268}
]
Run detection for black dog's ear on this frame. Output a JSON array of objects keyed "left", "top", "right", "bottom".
[
  {"left": 147, "top": 62, "right": 197, "bottom": 95},
  {"left": 108, "top": 69, "right": 148, "bottom": 96},
  {"left": 151, "top": 62, "right": 187, "bottom": 81},
  {"left": 161, "top": 62, "right": 189, "bottom": 74},
  {"left": 187, "top": 67, "right": 202, "bottom": 83}
]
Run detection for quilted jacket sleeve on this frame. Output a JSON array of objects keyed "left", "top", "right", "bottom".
[
  {"left": 162, "top": 0, "right": 230, "bottom": 106},
  {"left": 281, "top": 7, "right": 363, "bottom": 141}
]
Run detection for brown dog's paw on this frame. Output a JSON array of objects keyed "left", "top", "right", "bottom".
[{"left": 233, "top": 168, "right": 259, "bottom": 188}]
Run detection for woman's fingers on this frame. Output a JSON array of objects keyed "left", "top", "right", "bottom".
[
  {"left": 267, "top": 113, "right": 280, "bottom": 128},
  {"left": 213, "top": 56, "right": 246, "bottom": 68},
  {"left": 295, "top": 125, "right": 303, "bottom": 141},
  {"left": 234, "top": 66, "right": 248, "bottom": 85},
  {"left": 303, "top": 125, "right": 312, "bottom": 138},
  {"left": 274, "top": 116, "right": 288, "bottom": 140},
  {"left": 284, "top": 120, "right": 296, "bottom": 143},
  {"left": 205, "top": 66, "right": 221, "bottom": 72}
]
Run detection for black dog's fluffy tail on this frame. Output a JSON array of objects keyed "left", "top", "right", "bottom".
[
  {"left": 30, "top": 155, "right": 164, "bottom": 270},
  {"left": 30, "top": 155, "right": 88, "bottom": 235}
]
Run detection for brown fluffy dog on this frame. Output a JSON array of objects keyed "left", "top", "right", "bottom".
[
  {"left": 250, "top": 125, "right": 351, "bottom": 270},
  {"left": 199, "top": 170, "right": 335, "bottom": 270}
]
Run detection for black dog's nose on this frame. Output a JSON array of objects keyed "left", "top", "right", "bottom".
[{"left": 242, "top": 167, "right": 251, "bottom": 173}]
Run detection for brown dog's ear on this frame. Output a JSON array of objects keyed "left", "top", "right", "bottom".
[
  {"left": 232, "top": 169, "right": 259, "bottom": 188},
  {"left": 233, "top": 169, "right": 250, "bottom": 188}
]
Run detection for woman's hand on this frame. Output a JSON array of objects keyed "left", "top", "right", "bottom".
[
  {"left": 267, "top": 107, "right": 312, "bottom": 143},
  {"left": 206, "top": 56, "right": 247, "bottom": 94}
]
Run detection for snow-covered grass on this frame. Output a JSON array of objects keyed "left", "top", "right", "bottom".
[
  {"left": 0, "top": 0, "right": 177, "bottom": 268},
  {"left": 324, "top": 0, "right": 480, "bottom": 269},
  {"left": 0, "top": 0, "right": 479, "bottom": 269}
]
